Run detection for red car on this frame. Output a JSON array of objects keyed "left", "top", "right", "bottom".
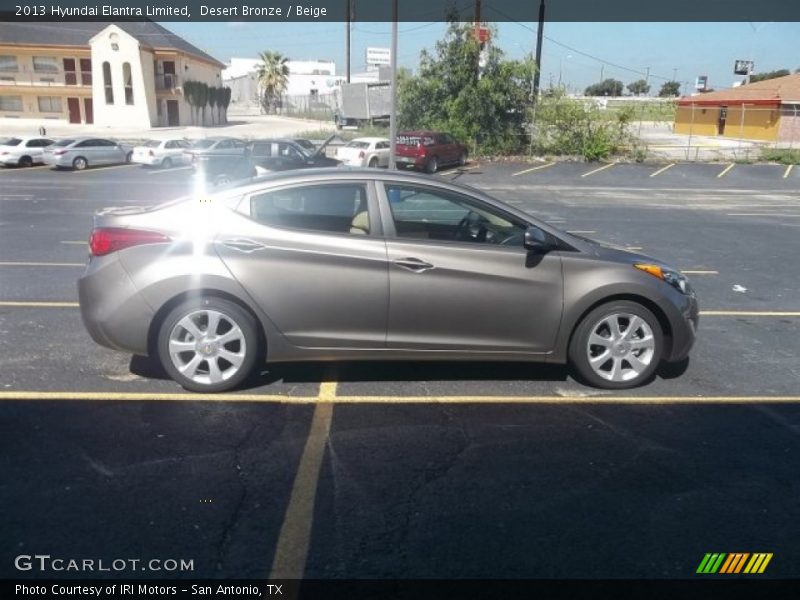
[{"left": 395, "top": 130, "right": 468, "bottom": 173}]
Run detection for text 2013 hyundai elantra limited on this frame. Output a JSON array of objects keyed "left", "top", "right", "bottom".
[{"left": 78, "top": 168, "right": 698, "bottom": 392}]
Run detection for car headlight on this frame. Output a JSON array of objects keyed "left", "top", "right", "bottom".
[{"left": 634, "top": 263, "right": 691, "bottom": 295}]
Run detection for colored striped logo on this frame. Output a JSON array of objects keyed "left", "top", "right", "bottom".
[{"left": 696, "top": 553, "right": 773, "bottom": 574}]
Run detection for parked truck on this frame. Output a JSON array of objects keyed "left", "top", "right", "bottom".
[{"left": 335, "top": 82, "right": 391, "bottom": 128}]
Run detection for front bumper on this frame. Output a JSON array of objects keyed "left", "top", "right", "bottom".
[{"left": 665, "top": 292, "right": 699, "bottom": 362}]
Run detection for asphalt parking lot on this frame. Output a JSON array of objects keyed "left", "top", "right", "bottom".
[{"left": 1, "top": 160, "right": 799, "bottom": 581}]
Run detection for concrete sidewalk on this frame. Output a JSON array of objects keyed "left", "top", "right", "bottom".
[{"left": 0, "top": 113, "right": 333, "bottom": 142}]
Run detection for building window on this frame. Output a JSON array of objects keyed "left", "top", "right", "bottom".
[
  {"left": 32, "top": 56, "right": 59, "bottom": 73},
  {"left": 102, "top": 61, "right": 114, "bottom": 104},
  {"left": 37, "top": 96, "right": 62, "bottom": 113},
  {"left": 0, "top": 95, "right": 23, "bottom": 111},
  {"left": 122, "top": 62, "right": 133, "bottom": 105},
  {"left": 80, "top": 59, "right": 92, "bottom": 85},
  {"left": 0, "top": 55, "right": 18, "bottom": 72}
]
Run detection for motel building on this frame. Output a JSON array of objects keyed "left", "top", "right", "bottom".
[
  {"left": 674, "top": 73, "right": 800, "bottom": 142},
  {"left": 0, "top": 22, "right": 224, "bottom": 128}
]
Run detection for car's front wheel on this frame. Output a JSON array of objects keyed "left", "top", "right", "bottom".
[
  {"left": 569, "top": 301, "right": 663, "bottom": 389},
  {"left": 425, "top": 156, "right": 439, "bottom": 174},
  {"left": 162, "top": 157, "right": 173, "bottom": 169},
  {"left": 157, "top": 297, "right": 260, "bottom": 392},
  {"left": 72, "top": 157, "right": 88, "bottom": 170}
]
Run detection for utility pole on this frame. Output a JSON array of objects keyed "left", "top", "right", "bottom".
[
  {"left": 474, "top": 0, "right": 481, "bottom": 78},
  {"left": 600, "top": 64, "right": 604, "bottom": 82},
  {"left": 388, "top": 0, "right": 398, "bottom": 169},
  {"left": 645, "top": 66, "right": 650, "bottom": 93},
  {"left": 345, "top": 0, "right": 351, "bottom": 83},
  {"left": 672, "top": 68, "right": 678, "bottom": 82},
  {"left": 532, "top": 0, "right": 545, "bottom": 103}
]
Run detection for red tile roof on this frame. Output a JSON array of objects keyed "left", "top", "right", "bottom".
[{"left": 678, "top": 73, "right": 800, "bottom": 106}]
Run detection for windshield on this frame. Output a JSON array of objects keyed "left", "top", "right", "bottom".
[
  {"left": 2, "top": 138, "right": 22, "bottom": 146},
  {"left": 53, "top": 139, "right": 76, "bottom": 147},
  {"left": 346, "top": 141, "right": 370, "bottom": 149},
  {"left": 189, "top": 139, "right": 215, "bottom": 149}
]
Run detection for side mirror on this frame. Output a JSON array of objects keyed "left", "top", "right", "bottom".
[{"left": 524, "top": 226, "right": 553, "bottom": 252}]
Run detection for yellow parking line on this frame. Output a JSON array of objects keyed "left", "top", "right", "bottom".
[
  {"left": 717, "top": 163, "right": 735, "bottom": 178},
  {"left": 581, "top": 162, "right": 616, "bottom": 178},
  {"left": 269, "top": 377, "right": 336, "bottom": 579},
  {"left": 0, "top": 301, "right": 79, "bottom": 307},
  {"left": 73, "top": 164, "right": 137, "bottom": 175},
  {"left": 512, "top": 162, "right": 556, "bottom": 176},
  {"left": 700, "top": 310, "right": 800, "bottom": 317},
  {"left": 681, "top": 270, "right": 718, "bottom": 275},
  {"left": 784, "top": 164, "right": 794, "bottom": 179},
  {"left": 1, "top": 391, "right": 800, "bottom": 404},
  {"left": 650, "top": 163, "right": 676, "bottom": 177},
  {"left": 60, "top": 241, "right": 86, "bottom": 245},
  {"left": 0, "top": 261, "right": 83, "bottom": 267}
]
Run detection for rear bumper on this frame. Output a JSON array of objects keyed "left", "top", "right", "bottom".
[
  {"left": 78, "top": 256, "right": 154, "bottom": 355},
  {"left": 395, "top": 155, "right": 425, "bottom": 167}
]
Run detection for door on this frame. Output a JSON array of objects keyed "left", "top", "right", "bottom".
[
  {"left": 381, "top": 182, "right": 564, "bottom": 353},
  {"left": 166, "top": 100, "right": 179, "bottom": 126},
  {"left": 718, "top": 107, "right": 728, "bottom": 135},
  {"left": 83, "top": 98, "right": 93, "bottom": 124},
  {"left": 66, "top": 98, "right": 81, "bottom": 124},
  {"left": 216, "top": 181, "right": 388, "bottom": 348}
]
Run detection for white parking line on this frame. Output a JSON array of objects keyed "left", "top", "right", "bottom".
[
  {"left": 0, "top": 165, "right": 50, "bottom": 173},
  {"left": 727, "top": 213, "right": 800, "bottom": 217},
  {"left": 567, "top": 230, "right": 596, "bottom": 234},
  {"left": 681, "top": 270, "right": 719, "bottom": 275},
  {"left": 784, "top": 164, "right": 794, "bottom": 179},
  {"left": 717, "top": 163, "right": 735, "bottom": 178},
  {"left": 60, "top": 241, "right": 86, "bottom": 245},
  {"left": 650, "top": 163, "right": 676, "bottom": 177},
  {"left": 581, "top": 162, "right": 617, "bottom": 178},
  {"left": 512, "top": 162, "right": 556, "bottom": 176},
  {"left": 0, "top": 261, "right": 83, "bottom": 267},
  {"left": 146, "top": 166, "right": 193, "bottom": 175}
]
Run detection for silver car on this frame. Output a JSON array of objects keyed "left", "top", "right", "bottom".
[
  {"left": 79, "top": 168, "right": 698, "bottom": 392},
  {"left": 44, "top": 137, "right": 132, "bottom": 170}
]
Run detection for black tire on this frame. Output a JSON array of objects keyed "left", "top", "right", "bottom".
[
  {"left": 157, "top": 297, "right": 261, "bottom": 393},
  {"left": 568, "top": 300, "right": 663, "bottom": 389},
  {"left": 125, "top": 151, "right": 133, "bottom": 163},
  {"left": 72, "top": 156, "right": 88, "bottom": 171},
  {"left": 18, "top": 155, "right": 33, "bottom": 168},
  {"left": 425, "top": 156, "right": 439, "bottom": 174},
  {"left": 368, "top": 157, "right": 378, "bottom": 168},
  {"left": 458, "top": 152, "right": 467, "bottom": 167},
  {"left": 162, "top": 157, "right": 173, "bottom": 169},
  {"left": 214, "top": 174, "right": 231, "bottom": 186}
]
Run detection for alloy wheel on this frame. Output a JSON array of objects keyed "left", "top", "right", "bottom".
[{"left": 586, "top": 313, "right": 656, "bottom": 382}]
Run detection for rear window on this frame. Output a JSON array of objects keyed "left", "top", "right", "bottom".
[
  {"left": 189, "top": 139, "right": 215, "bottom": 149},
  {"left": 3, "top": 138, "right": 22, "bottom": 146},
  {"left": 345, "top": 141, "right": 370, "bottom": 149},
  {"left": 143, "top": 140, "right": 162, "bottom": 148},
  {"left": 397, "top": 135, "right": 434, "bottom": 147},
  {"left": 52, "top": 139, "right": 76, "bottom": 147}
]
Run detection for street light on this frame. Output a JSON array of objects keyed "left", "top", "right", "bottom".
[{"left": 558, "top": 54, "right": 572, "bottom": 88}]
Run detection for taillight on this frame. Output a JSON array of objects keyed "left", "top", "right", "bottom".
[
  {"left": 358, "top": 150, "right": 365, "bottom": 159},
  {"left": 54, "top": 149, "right": 66, "bottom": 155},
  {"left": 89, "top": 227, "right": 170, "bottom": 257},
  {"left": 149, "top": 150, "right": 155, "bottom": 157}
]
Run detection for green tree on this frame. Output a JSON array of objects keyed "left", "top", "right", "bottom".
[
  {"left": 748, "top": 69, "right": 791, "bottom": 83},
  {"left": 627, "top": 79, "right": 650, "bottom": 96},
  {"left": 584, "top": 79, "right": 624, "bottom": 97},
  {"left": 208, "top": 86, "right": 218, "bottom": 125},
  {"left": 256, "top": 51, "right": 290, "bottom": 114},
  {"left": 221, "top": 87, "right": 231, "bottom": 123},
  {"left": 658, "top": 81, "right": 681, "bottom": 97},
  {"left": 398, "top": 21, "right": 535, "bottom": 154},
  {"left": 183, "top": 80, "right": 196, "bottom": 125},
  {"left": 197, "top": 82, "right": 209, "bottom": 125}
]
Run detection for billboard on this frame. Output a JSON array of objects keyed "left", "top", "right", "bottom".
[
  {"left": 695, "top": 75, "right": 709, "bottom": 91},
  {"left": 734, "top": 60, "right": 754, "bottom": 75},
  {"left": 366, "top": 47, "right": 391, "bottom": 66}
]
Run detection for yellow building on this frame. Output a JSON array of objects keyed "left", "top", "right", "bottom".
[
  {"left": 0, "top": 22, "right": 225, "bottom": 128},
  {"left": 674, "top": 74, "right": 800, "bottom": 142}
]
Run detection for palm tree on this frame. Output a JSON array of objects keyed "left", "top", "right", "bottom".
[{"left": 256, "top": 51, "right": 289, "bottom": 114}]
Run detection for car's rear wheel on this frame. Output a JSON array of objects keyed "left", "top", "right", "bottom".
[
  {"left": 162, "top": 157, "right": 172, "bottom": 169},
  {"left": 368, "top": 156, "right": 378, "bottom": 168},
  {"left": 125, "top": 151, "right": 133, "bottom": 163},
  {"left": 458, "top": 152, "right": 467, "bottom": 167},
  {"left": 569, "top": 301, "right": 663, "bottom": 389},
  {"left": 157, "top": 297, "right": 259, "bottom": 393},
  {"left": 72, "top": 157, "right": 88, "bottom": 171},
  {"left": 18, "top": 155, "right": 33, "bottom": 168},
  {"left": 425, "top": 156, "right": 439, "bottom": 174}
]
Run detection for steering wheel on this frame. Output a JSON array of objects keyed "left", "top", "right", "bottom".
[{"left": 455, "top": 211, "right": 486, "bottom": 242}]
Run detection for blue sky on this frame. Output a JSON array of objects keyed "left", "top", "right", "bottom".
[{"left": 165, "top": 21, "right": 799, "bottom": 94}]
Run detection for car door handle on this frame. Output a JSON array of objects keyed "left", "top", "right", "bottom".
[
  {"left": 392, "top": 257, "right": 435, "bottom": 273},
  {"left": 219, "top": 238, "right": 265, "bottom": 253}
]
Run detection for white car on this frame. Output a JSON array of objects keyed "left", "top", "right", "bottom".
[
  {"left": 132, "top": 139, "right": 190, "bottom": 169},
  {"left": 336, "top": 137, "right": 390, "bottom": 168},
  {"left": 0, "top": 136, "right": 54, "bottom": 167}
]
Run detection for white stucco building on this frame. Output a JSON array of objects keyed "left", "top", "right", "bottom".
[{"left": 0, "top": 22, "right": 225, "bottom": 128}]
